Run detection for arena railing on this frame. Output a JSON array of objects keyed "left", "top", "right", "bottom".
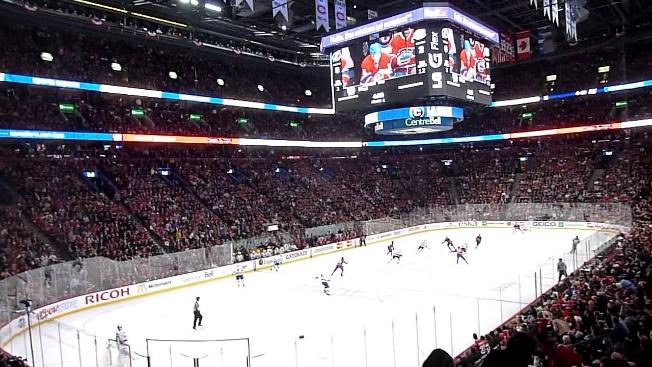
[
  {"left": 0, "top": 203, "right": 631, "bottom": 367},
  {"left": 0, "top": 203, "right": 631, "bottom": 323}
]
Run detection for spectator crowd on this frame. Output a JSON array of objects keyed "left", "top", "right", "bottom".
[{"left": 0, "top": 6, "right": 651, "bottom": 367}]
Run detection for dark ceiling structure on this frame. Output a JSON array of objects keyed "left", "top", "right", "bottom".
[{"left": 34, "top": 0, "right": 652, "bottom": 56}]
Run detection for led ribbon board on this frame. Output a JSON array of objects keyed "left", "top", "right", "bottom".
[
  {"left": 2, "top": 73, "right": 652, "bottom": 113},
  {"left": 364, "top": 106, "right": 464, "bottom": 135},
  {"left": 491, "top": 80, "right": 652, "bottom": 107},
  {"left": 2, "top": 119, "right": 651, "bottom": 148},
  {"left": 0, "top": 73, "right": 334, "bottom": 115}
]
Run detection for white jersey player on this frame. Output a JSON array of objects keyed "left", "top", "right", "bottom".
[
  {"left": 317, "top": 274, "right": 331, "bottom": 295},
  {"left": 272, "top": 259, "right": 281, "bottom": 272},
  {"left": 115, "top": 325, "right": 130, "bottom": 359},
  {"left": 455, "top": 246, "right": 469, "bottom": 264},
  {"left": 513, "top": 223, "right": 526, "bottom": 233},
  {"left": 417, "top": 240, "right": 428, "bottom": 253},
  {"left": 234, "top": 266, "right": 245, "bottom": 287},
  {"left": 389, "top": 250, "right": 403, "bottom": 264}
]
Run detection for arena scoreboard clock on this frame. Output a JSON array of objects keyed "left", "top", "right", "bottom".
[{"left": 323, "top": 2, "right": 499, "bottom": 113}]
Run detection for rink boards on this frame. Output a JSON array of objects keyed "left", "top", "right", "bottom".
[{"left": 0, "top": 220, "right": 625, "bottom": 347}]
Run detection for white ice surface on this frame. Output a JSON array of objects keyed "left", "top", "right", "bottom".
[{"left": 8, "top": 228, "right": 599, "bottom": 367}]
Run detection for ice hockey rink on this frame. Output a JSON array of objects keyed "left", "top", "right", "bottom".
[{"left": 6, "top": 227, "right": 609, "bottom": 367}]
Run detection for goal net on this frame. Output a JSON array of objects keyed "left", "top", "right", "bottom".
[
  {"left": 146, "top": 338, "right": 250, "bottom": 367},
  {"left": 101, "top": 339, "right": 132, "bottom": 367}
]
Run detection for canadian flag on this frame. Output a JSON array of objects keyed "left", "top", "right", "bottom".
[{"left": 516, "top": 31, "right": 531, "bottom": 60}]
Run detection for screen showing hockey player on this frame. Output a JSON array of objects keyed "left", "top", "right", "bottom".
[
  {"left": 335, "top": 28, "right": 417, "bottom": 87},
  {"left": 441, "top": 27, "right": 491, "bottom": 86},
  {"left": 431, "top": 25, "right": 491, "bottom": 105},
  {"left": 331, "top": 26, "right": 429, "bottom": 112}
]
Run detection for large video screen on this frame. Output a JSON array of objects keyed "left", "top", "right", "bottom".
[
  {"left": 331, "top": 27, "right": 430, "bottom": 112},
  {"left": 338, "top": 28, "right": 418, "bottom": 87},
  {"left": 433, "top": 26, "right": 492, "bottom": 105},
  {"left": 331, "top": 23, "right": 492, "bottom": 112}
]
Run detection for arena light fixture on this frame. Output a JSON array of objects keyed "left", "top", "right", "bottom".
[
  {"left": 257, "top": 84, "right": 264, "bottom": 92},
  {"left": 216, "top": 78, "right": 225, "bottom": 86},
  {"left": 304, "top": 89, "right": 312, "bottom": 96},
  {"left": 110, "top": 63, "right": 122, "bottom": 72},
  {"left": 281, "top": 25, "right": 287, "bottom": 31},
  {"left": 168, "top": 71, "right": 178, "bottom": 80},
  {"left": 546, "top": 74, "right": 557, "bottom": 82},
  {"left": 72, "top": 0, "right": 128, "bottom": 14},
  {"left": 204, "top": 2, "right": 222, "bottom": 12},
  {"left": 598, "top": 66, "right": 610, "bottom": 73},
  {"left": 178, "top": 0, "right": 190, "bottom": 4},
  {"left": 190, "top": 0, "right": 199, "bottom": 6},
  {"left": 40, "top": 52, "right": 54, "bottom": 62},
  {"left": 130, "top": 12, "right": 187, "bottom": 28}
]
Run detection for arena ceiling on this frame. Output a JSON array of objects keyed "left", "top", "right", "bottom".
[{"left": 53, "top": 1, "right": 652, "bottom": 55}]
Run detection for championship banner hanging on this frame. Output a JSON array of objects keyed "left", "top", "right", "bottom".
[
  {"left": 272, "top": 0, "right": 289, "bottom": 21},
  {"left": 245, "top": 0, "right": 254, "bottom": 12},
  {"left": 334, "top": 0, "right": 347, "bottom": 30},
  {"left": 315, "top": 0, "right": 330, "bottom": 32},
  {"left": 565, "top": 0, "right": 578, "bottom": 42}
]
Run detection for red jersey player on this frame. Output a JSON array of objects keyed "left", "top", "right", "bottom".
[
  {"left": 459, "top": 40, "right": 476, "bottom": 79},
  {"left": 389, "top": 29, "right": 416, "bottom": 76},
  {"left": 336, "top": 47, "right": 355, "bottom": 87},
  {"left": 360, "top": 43, "right": 392, "bottom": 84},
  {"left": 331, "top": 257, "right": 348, "bottom": 277}
]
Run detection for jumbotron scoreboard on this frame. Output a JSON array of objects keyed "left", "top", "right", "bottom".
[{"left": 321, "top": 2, "right": 499, "bottom": 135}]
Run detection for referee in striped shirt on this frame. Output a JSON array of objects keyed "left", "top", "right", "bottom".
[{"left": 193, "top": 297, "right": 203, "bottom": 329}]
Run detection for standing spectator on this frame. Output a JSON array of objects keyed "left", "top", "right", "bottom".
[
  {"left": 551, "top": 334, "right": 582, "bottom": 367},
  {"left": 481, "top": 332, "right": 537, "bottom": 367},
  {"left": 423, "top": 348, "right": 454, "bottom": 367}
]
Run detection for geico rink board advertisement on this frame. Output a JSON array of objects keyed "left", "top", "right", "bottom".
[{"left": 0, "top": 221, "right": 625, "bottom": 345}]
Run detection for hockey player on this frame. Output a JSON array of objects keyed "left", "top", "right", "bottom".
[
  {"left": 417, "top": 240, "right": 428, "bottom": 253},
  {"left": 570, "top": 236, "right": 580, "bottom": 254},
  {"left": 331, "top": 257, "right": 347, "bottom": 277},
  {"left": 387, "top": 241, "right": 395, "bottom": 256},
  {"left": 513, "top": 223, "right": 525, "bottom": 233},
  {"left": 234, "top": 266, "right": 245, "bottom": 287},
  {"left": 443, "top": 237, "right": 455, "bottom": 252},
  {"left": 475, "top": 234, "right": 482, "bottom": 248},
  {"left": 456, "top": 246, "right": 468, "bottom": 264},
  {"left": 389, "top": 28, "right": 416, "bottom": 76},
  {"left": 317, "top": 274, "right": 331, "bottom": 296},
  {"left": 272, "top": 258, "right": 281, "bottom": 272},
  {"left": 116, "top": 325, "right": 128, "bottom": 347},
  {"left": 360, "top": 43, "right": 392, "bottom": 84},
  {"left": 193, "top": 296, "right": 203, "bottom": 330},
  {"left": 389, "top": 251, "right": 403, "bottom": 264}
]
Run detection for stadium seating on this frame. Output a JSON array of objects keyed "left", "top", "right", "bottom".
[{"left": 0, "top": 10, "right": 651, "bottom": 367}]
